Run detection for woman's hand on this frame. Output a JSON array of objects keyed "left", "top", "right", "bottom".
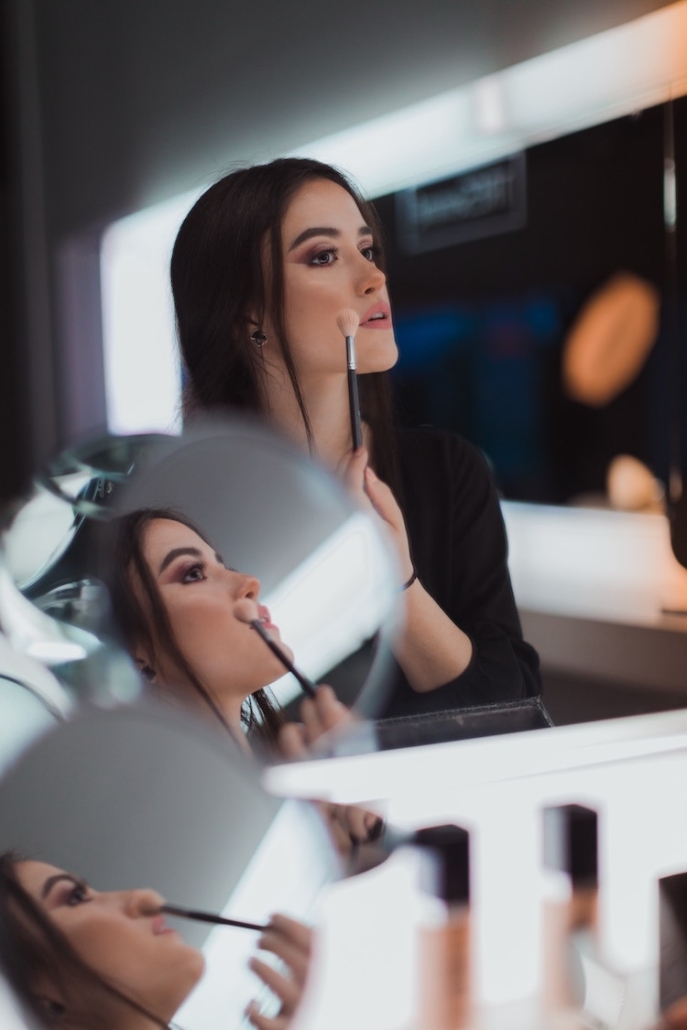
[
  {"left": 278, "top": 685, "right": 352, "bottom": 759},
  {"left": 339, "top": 448, "right": 474, "bottom": 693},
  {"left": 338, "top": 448, "right": 414, "bottom": 584},
  {"left": 246, "top": 915, "right": 313, "bottom": 1030}
]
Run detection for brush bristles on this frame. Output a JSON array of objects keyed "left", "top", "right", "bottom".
[{"left": 336, "top": 309, "right": 359, "bottom": 338}]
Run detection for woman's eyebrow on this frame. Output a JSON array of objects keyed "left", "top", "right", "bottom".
[
  {"left": 288, "top": 224, "right": 373, "bottom": 252},
  {"left": 41, "top": 873, "right": 84, "bottom": 899},
  {"left": 158, "top": 546, "right": 203, "bottom": 575}
]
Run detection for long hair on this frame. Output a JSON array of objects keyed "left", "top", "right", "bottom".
[
  {"left": 170, "top": 157, "right": 400, "bottom": 493},
  {"left": 0, "top": 852, "right": 171, "bottom": 1029},
  {"left": 107, "top": 507, "right": 285, "bottom": 751}
]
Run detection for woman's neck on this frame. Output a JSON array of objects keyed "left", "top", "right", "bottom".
[
  {"left": 260, "top": 369, "right": 364, "bottom": 471},
  {"left": 166, "top": 682, "right": 252, "bottom": 757}
]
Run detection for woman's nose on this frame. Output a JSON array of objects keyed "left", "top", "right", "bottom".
[
  {"left": 357, "top": 256, "right": 386, "bottom": 295},
  {"left": 236, "top": 571, "right": 260, "bottom": 601},
  {"left": 123, "top": 886, "right": 165, "bottom": 917}
]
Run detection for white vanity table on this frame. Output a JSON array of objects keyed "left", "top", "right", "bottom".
[
  {"left": 266, "top": 709, "right": 687, "bottom": 1029},
  {"left": 504, "top": 502, "right": 687, "bottom": 697}
]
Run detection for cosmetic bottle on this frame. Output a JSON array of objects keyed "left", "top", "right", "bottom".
[
  {"left": 542, "top": 805, "right": 625, "bottom": 1030},
  {"left": 414, "top": 824, "right": 471, "bottom": 1030}
]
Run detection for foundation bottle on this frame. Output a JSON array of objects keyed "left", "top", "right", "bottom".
[
  {"left": 542, "top": 805, "right": 628, "bottom": 1030},
  {"left": 542, "top": 805, "right": 598, "bottom": 1027},
  {"left": 414, "top": 824, "right": 471, "bottom": 1030}
]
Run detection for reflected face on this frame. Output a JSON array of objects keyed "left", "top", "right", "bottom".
[
  {"left": 16, "top": 860, "right": 204, "bottom": 1023},
  {"left": 268, "top": 178, "right": 398, "bottom": 381},
  {"left": 136, "top": 518, "right": 291, "bottom": 700}
]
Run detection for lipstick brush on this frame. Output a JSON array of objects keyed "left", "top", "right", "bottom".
[
  {"left": 160, "top": 903, "right": 266, "bottom": 932},
  {"left": 336, "top": 309, "right": 363, "bottom": 451},
  {"left": 235, "top": 601, "right": 317, "bottom": 699}
]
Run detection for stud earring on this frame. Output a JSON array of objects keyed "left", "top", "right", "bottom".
[{"left": 250, "top": 329, "right": 268, "bottom": 347}]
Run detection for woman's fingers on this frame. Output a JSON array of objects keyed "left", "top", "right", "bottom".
[
  {"left": 364, "top": 466, "right": 414, "bottom": 580},
  {"left": 300, "top": 686, "right": 350, "bottom": 745},
  {"left": 266, "top": 913, "right": 314, "bottom": 953},
  {"left": 277, "top": 722, "right": 308, "bottom": 760},
  {"left": 246, "top": 917, "right": 313, "bottom": 1030},
  {"left": 245, "top": 1000, "right": 290, "bottom": 1030},
  {"left": 249, "top": 957, "right": 302, "bottom": 1012},
  {"left": 338, "top": 446, "right": 369, "bottom": 496},
  {"left": 257, "top": 930, "right": 310, "bottom": 984}
]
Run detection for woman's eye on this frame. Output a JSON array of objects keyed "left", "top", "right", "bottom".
[
  {"left": 310, "top": 248, "right": 337, "bottom": 266},
  {"left": 66, "top": 884, "right": 90, "bottom": 906},
  {"left": 360, "top": 245, "right": 378, "bottom": 263},
  {"left": 181, "top": 562, "right": 206, "bottom": 584}
]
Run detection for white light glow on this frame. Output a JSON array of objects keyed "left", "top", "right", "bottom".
[
  {"left": 293, "top": 3, "right": 687, "bottom": 197},
  {"left": 25, "top": 641, "right": 87, "bottom": 663},
  {"left": 263, "top": 512, "right": 399, "bottom": 706},
  {"left": 101, "top": 192, "right": 195, "bottom": 435}
]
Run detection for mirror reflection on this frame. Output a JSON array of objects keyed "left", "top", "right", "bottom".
[{"left": 0, "top": 703, "right": 338, "bottom": 1030}]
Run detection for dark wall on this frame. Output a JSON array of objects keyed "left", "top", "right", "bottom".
[
  {"left": 375, "top": 104, "right": 683, "bottom": 502},
  {"left": 33, "top": 0, "right": 678, "bottom": 237}
]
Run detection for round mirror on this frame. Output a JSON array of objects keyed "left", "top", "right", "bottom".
[{"left": 0, "top": 702, "right": 338, "bottom": 1029}]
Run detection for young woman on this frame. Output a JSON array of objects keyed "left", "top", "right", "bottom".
[
  {"left": 108, "top": 507, "right": 382, "bottom": 851},
  {"left": 170, "top": 158, "right": 540, "bottom": 718},
  {"left": 110, "top": 506, "right": 286, "bottom": 754},
  {"left": 0, "top": 852, "right": 309, "bottom": 1030}
]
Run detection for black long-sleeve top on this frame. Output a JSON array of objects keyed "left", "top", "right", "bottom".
[{"left": 377, "top": 426, "right": 541, "bottom": 719}]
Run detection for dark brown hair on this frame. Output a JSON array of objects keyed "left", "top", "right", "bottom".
[
  {"left": 0, "top": 852, "right": 171, "bottom": 1029},
  {"left": 108, "top": 507, "right": 284, "bottom": 751},
  {"left": 170, "top": 157, "right": 400, "bottom": 491}
]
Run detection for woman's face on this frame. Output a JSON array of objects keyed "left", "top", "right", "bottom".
[
  {"left": 16, "top": 860, "right": 204, "bottom": 1023},
  {"left": 135, "top": 518, "right": 291, "bottom": 700},
  {"left": 266, "top": 177, "right": 398, "bottom": 382}
]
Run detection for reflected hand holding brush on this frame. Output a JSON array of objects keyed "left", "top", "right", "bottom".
[{"left": 235, "top": 599, "right": 317, "bottom": 699}]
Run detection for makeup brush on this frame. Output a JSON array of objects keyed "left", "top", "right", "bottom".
[
  {"left": 235, "top": 600, "right": 317, "bottom": 699},
  {"left": 160, "top": 903, "right": 266, "bottom": 932},
  {"left": 336, "top": 309, "right": 363, "bottom": 451}
]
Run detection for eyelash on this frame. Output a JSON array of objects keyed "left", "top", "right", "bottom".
[
  {"left": 309, "top": 245, "right": 379, "bottom": 267},
  {"left": 180, "top": 561, "right": 207, "bottom": 584},
  {"left": 65, "top": 883, "right": 90, "bottom": 906}
]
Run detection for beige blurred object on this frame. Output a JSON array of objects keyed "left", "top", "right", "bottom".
[
  {"left": 606, "top": 454, "right": 664, "bottom": 513},
  {"left": 562, "top": 272, "right": 661, "bottom": 406}
]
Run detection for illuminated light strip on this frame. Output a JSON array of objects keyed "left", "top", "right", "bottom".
[
  {"left": 292, "top": 1, "right": 687, "bottom": 197},
  {"left": 100, "top": 2, "right": 687, "bottom": 433}
]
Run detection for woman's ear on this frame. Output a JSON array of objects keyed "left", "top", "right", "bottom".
[{"left": 134, "top": 650, "right": 156, "bottom": 683}]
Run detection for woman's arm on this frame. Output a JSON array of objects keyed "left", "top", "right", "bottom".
[{"left": 341, "top": 433, "right": 540, "bottom": 704}]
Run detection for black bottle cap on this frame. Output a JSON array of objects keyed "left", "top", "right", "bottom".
[
  {"left": 413, "top": 824, "right": 470, "bottom": 904},
  {"left": 543, "top": 805, "right": 598, "bottom": 888}
]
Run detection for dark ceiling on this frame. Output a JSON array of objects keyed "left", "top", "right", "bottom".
[{"left": 34, "top": 0, "right": 677, "bottom": 235}]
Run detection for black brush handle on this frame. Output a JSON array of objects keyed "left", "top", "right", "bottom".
[
  {"left": 250, "top": 619, "right": 317, "bottom": 699},
  {"left": 161, "top": 904, "right": 266, "bottom": 932},
  {"left": 347, "top": 366, "right": 363, "bottom": 451}
]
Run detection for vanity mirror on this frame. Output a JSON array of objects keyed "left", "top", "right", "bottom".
[
  {"left": 0, "top": 700, "right": 338, "bottom": 1030},
  {"left": 0, "top": 418, "right": 404, "bottom": 747}
]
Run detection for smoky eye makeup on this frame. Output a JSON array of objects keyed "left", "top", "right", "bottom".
[{"left": 42, "top": 874, "right": 92, "bottom": 907}]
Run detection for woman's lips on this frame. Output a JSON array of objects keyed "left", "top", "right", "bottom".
[
  {"left": 359, "top": 301, "right": 392, "bottom": 328},
  {"left": 152, "top": 915, "right": 178, "bottom": 937},
  {"left": 258, "top": 605, "right": 279, "bottom": 633}
]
